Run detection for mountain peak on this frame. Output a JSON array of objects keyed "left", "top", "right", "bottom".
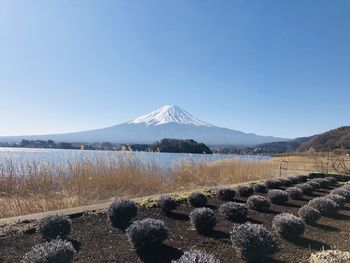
[{"left": 128, "top": 105, "right": 213, "bottom": 127}]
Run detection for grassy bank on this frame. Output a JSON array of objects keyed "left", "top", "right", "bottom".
[{"left": 0, "top": 154, "right": 348, "bottom": 218}]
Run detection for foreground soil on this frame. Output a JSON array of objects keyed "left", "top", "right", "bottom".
[{"left": 1, "top": 185, "right": 350, "bottom": 263}]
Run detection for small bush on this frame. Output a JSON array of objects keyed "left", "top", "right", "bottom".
[
  {"left": 325, "top": 194, "right": 346, "bottom": 207},
  {"left": 286, "top": 187, "right": 303, "bottom": 200},
  {"left": 295, "top": 183, "right": 313, "bottom": 195},
  {"left": 217, "top": 188, "right": 236, "bottom": 201},
  {"left": 308, "top": 173, "right": 326, "bottom": 179},
  {"left": 341, "top": 184, "right": 350, "bottom": 191},
  {"left": 253, "top": 184, "right": 267, "bottom": 193},
  {"left": 296, "top": 175, "right": 308, "bottom": 182},
  {"left": 157, "top": 195, "right": 178, "bottom": 213},
  {"left": 22, "top": 238, "right": 75, "bottom": 263},
  {"left": 324, "top": 177, "right": 337, "bottom": 186},
  {"left": 277, "top": 177, "right": 293, "bottom": 187},
  {"left": 187, "top": 192, "right": 208, "bottom": 207},
  {"left": 331, "top": 188, "right": 350, "bottom": 201},
  {"left": 267, "top": 189, "right": 289, "bottom": 204},
  {"left": 237, "top": 186, "right": 254, "bottom": 197},
  {"left": 309, "top": 249, "right": 350, "bottom": 263},
  {"left": 37, "top": 215, "right": 72, "bottom": 240},
  {"left": 219, "top": 202, "right": 248, "bottom": 221},
  {"left": 272, "top": 213, "right": 305, "bottom": 239},
  {"left": 108, "top": 199, "right": 138, "bottom": 229},
  {"left": 264, "top": 179, "right": 281, "bottom": 189},
  {"left": 305, "top": 181, "right": 321, "bottom": 189},
  {"left": 230, "top": 222, "right": 277, "bottom": 262},
  {"left": 189, "top": 208, "right": 216, "bottom": 233},
  {"left": 298, "top": 205, "right": 321, "bottom": 224},
  {"left": 126, "top": 218, "right": 168, "bottom": 251},
  {"left": 287, "top": 176, "right": 299, "bottom": 184},
  {"left": 172, "top": 250, "right": 220, "bottom": 263},
  {"left": 308, "top": 197, "right": 340, "bottom": 215},
  {"left": 247, "top": 195, "right": 270, "bottom": 212},
  {"left": 311, "top": 178, "right": 330, "bottom": 188}
]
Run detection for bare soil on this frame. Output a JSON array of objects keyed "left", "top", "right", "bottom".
[{"left": 1, "top": 186, "right": 350, "bottom": 263}]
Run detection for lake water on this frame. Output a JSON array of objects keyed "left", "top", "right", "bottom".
[{"left": 0, "top": 147, "right": 271, "bottom": 171}]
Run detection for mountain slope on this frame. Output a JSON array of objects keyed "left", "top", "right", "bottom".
[
  {"left": 0, "top": 105, "right": 285, "bottom": 145},
  {"left": 298, "top": 126, "right": 350, "bottom": 153},
  {"left": 252, "top": 137, "right": 314, "bottom": 154}
]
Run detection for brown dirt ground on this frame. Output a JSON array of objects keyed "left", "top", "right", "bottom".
[{"left": 1, "top": 185, "right": 350, "bottom": 263}]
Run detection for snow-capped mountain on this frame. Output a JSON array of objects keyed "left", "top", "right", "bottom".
[
  {"left": 128, "top": 105, "right": 212, "bottom": 127},
  {"left": 0, "top": 105, "right": 286, "bottom": 145}
]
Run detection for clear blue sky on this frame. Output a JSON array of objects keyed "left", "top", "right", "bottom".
[{"left": 1, "top": 0, "right": 349, "bottom": 138}]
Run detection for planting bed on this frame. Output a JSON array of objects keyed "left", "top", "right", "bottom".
[{"left": 1, "top": 178, "right": 350, "bottom": 262}]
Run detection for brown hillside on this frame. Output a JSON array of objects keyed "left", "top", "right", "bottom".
[{"left": 298, "top": 126, "right": 350, "bottom": 153}]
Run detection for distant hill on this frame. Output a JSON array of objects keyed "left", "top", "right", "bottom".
[
  {"left": 251, "top": 137, "right": 313, "bottom": 155},
  {"left": 298, "top": 126, "right": 350, "bottom": 153},
  {"left": 149, "top": 138, "right": 212, "bottom": 154},
  {"left": 249, "top": 126, "right": 350, "bottom": 155}
]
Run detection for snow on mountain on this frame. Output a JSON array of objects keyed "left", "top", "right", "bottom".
[
  {"left": 128, "top": 105, "right": 212, "bottom": 127},
  {"left": 0, "top": 105, "right": 287, "bottom": 145}
]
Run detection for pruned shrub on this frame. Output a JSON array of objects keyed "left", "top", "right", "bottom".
[
  {"left": 172, "top": 250, "right": 220, "bottom": 263},
  {"left": 22, "top": 238, "right": 75, "bottom": 263},
  {"left": 217, "top": 188, "right": 236, "bottom": 201},
  {"left": 126, "top": 218, "right": 168, "bottom": 251},
  {"left": 230, "top": 222, "right": 277, "bottom": 262},
  {"left": 339, "top": 175, "right": 350, "bottom": 182},
  {"left": 157, "top": 195, "right": 178, "bottom": 214},
  {"left": 308, "top": 197, "right": 340, "bottom": 215},
  {"left": 247, "top": 195, "right": 270, "bottom": 212},
  {"left": 189, "top": 208, "right": 216, "bottom": 233},
  {"left": 287, "top": 176, "right": 299, "bottom": 184},
  {"left": 237, "top": 186, "right": 254, "bottom": 197},
  {"left": 309, "top": 249, "right": 350, "bottom": 263},
  {"left": 286, "top": 187, "right": 303, "bottom": 200},
  {"left": 264, "top": 179, "right": 281, "bottom": 189},
  {"left": 108, "top": 199, "right": 138, "bottom": 229},
  {"left": 253, "top": 184, "right": 267, "bottom": 193},
  {"left": 324, "top": 177, "right": 337, "bottom": 186},
  {"left": 325, "top": 194, "right": 346, "bottom": 207},
  {"left": 295, "top": 183, "right": 313, "bottom": 195},
  {"left": 306, "top": 181, "right": 321, "bottom": 189},
  {"left": 308, "top": 173, "right": 326, "bottom": 179},
  {"left": 298, "top": 205, "right": 321, "bottom": 224},
  {"left": 37, "top": 215, "right": 72, "bottom": 240},
  {"left": 311, "top": 178, "right": 330, "bottom": 188},
  {"left": 276, "top": 177, "right": 293, "bottom": 187},
  {"left": 331, "top": 188, "right": 350, "bottom": 201},
  {"left": 219, "top": 202, "right": 248, "bottom": 221},
  {"left": 267, "top": 189, "right": 289, "bottom": 204},
  {"left": 341, "top": 184, "right": 350, "bottom": 191},
  {"left": 296, "top": 175, "right": 308, "bottom": 182},
  {"left": 272, "top": 213, "right": 305, "bottom": 239},
  {"left": 187, "top": 192, "right": 208, "bottom": 207}
]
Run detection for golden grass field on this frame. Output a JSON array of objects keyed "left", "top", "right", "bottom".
[{"left": 0, "top": 153, "right": 349, "bottom": 218}]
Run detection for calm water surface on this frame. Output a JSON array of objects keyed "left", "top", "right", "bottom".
[{"left": 0, "top": 147, "right": 271, "bottom": 171}]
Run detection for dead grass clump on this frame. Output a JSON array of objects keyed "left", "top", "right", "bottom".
[{"left": 309, "top": 249, "right": 350, "bottom": 263}]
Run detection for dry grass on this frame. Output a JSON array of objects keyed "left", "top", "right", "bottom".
[
  {"left": 0, "top": 154, "right": 348, "bottom": 218},
  {"left": 309, "top": 249, "right": 350, "bottom": 263}
]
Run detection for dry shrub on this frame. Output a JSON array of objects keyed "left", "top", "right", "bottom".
[{"left": 309, "top": 249, "right": 350, "bottom": 263}]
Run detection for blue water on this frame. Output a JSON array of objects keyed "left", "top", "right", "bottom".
[{"left": 0, "top": 147, "right": 271, "bottom": 171}]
